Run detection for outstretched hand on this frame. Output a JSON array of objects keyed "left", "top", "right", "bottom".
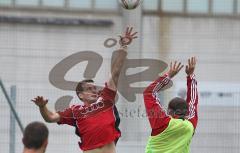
[
  {"left": 185, "top": 57, "right": 196, "bottom": 76},
  {"left": 31, "top": 96, "right": 48, "bottom": 108},
  {"left": 168, "top": 61, "right": 184, "bottom": 78},
  {"left": 119, "top": 27, "right": 138, "bottom": 46}
]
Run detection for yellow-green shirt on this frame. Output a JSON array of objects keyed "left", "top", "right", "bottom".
[{"left": 145, "top": 118, "right": 194, "bottom": 153}]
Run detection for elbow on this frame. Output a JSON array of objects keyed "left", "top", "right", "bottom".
[
  {"left": 43, "top": 118, "right": 52, "bottom": 123},
  {"left": 143, "top": 88, "right": 147, "bottom": 94},
  {"left": 48, "top": 120, "right": 56, "bottom": 123},
  {"left": 143, "top": 86, "right": 151, "bottom": 94},
  {"left": 43, "top": 116, "right": 55, "bottom": 123},
  {"left": 143, "top": 89, "right": 152, "bottom": 100}
]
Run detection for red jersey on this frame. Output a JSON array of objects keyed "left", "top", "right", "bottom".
[
  {"left": 143, "top": 74, "right": 198, "bottom": 136},
  {"left": 57, "top": 86, "right": 121, "bottom": 151}
]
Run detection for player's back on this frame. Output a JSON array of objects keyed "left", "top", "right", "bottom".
[{"left": 145, "top": 118, "right": 194, "bottom": 153}]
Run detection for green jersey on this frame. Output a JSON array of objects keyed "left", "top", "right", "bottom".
[{"left": 145, "top": 118, "right": 194, "bottom": 153}]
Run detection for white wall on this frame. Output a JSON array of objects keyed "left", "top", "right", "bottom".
[{"left": 0, "top": 10, "right": 240, "bottom": 153}]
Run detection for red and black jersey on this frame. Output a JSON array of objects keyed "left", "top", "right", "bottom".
[{"left": 57, "top": 86, "right": 121, "bottom": 151}]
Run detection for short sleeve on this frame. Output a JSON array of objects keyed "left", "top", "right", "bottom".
[
  {"left": 101, "top": 84, "right": 117, "bottom": 103},
  {"left": 57, "top": 107, "right": 75, "bottom": 126}
]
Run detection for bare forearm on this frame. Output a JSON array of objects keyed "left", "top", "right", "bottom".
[
  {"left": 39, "top": 105, "right": 59, "bottom": 123},
  {"left": 111, "top": 48, "right": 127, "bottom": 84}
]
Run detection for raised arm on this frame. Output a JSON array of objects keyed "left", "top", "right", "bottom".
[
  {"left": 185, "top": 57, "right": 198, "bottom": 129},
  {"left": 144, "top": 61, "right": 183, "bottom": 135},
  {"left": 107, "top": 27, "right": 137, "bottom": 91},
  {"left": 32, "top": 96, "right": 60, "bottom": 123}
]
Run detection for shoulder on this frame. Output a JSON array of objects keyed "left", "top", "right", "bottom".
[
  {"left": 70, "top": 104, "right": 84, "bottom": 111},
  {"left": 101, "top": 85, "right": 116, "bottom": 97}
]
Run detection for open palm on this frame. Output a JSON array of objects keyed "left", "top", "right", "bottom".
[
  {"left": 31, "top": 96, "right": 48, "bottom": 107},
  {"left": 185, "top": 57, "right": 196, "bottom": 76}
]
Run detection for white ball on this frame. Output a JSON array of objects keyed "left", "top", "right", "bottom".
[{"left": 119, "top": 0, "right": 142, "bottom": 10}]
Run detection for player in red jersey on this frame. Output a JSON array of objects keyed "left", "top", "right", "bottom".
[{"left": 32, "top": 27, "right": 137, "bottom": 153}]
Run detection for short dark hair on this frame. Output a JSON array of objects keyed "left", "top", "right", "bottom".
[
  {"left": 23, "top": 121, "right": 49, "bottom": 149},
  {"left": 75, "top": 79, "right": 94, "bottom": 95},
  {"left": 168, "top": 97, "right": 188, "bottom": 118}
]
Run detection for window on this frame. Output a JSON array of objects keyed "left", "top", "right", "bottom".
[
  {"left": 42, "top": 0, "right": 64, "bottom": 7},
  {"left": 162, "top": 0, "right": 184, "bottom": 12},
  {"left": 188, "top": 0, "right": 208, "bottom": 13},
  {"left": 2, "top": 0, "right": 239, "bottom": 17},
  {"left": 238, "top": 0, "right": 240, "bottom": 13},
  {"left": 16, "top": 0, "right": 38, "bottom": 6},
  {"left": 0, "top": 0, "right": 11, "bottom": 5},
  {"left": 95, "top": 0, "right": 118, "bottom": 10},
  {"left": 143, "top": 0, "right": 158, "bottom": 11},
  {"left": 212, "top": 0, "right": 234, "bottom": 14},
  {"left": 69, "top": 0, "right": 92, "bottom": 9}
]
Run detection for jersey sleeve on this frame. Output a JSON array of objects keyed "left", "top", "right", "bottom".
[
  {"left": 186, "top": 74, "right": 199, "bottom": 129},
  {"left": 57, "top": 106, "right": 75, "bottom": 126},
  {"left": 100, "top": 83, "right": 117, "bottom": 104},
  {"left": 143, "top": 74, "right": 171, "bottom": 135}
]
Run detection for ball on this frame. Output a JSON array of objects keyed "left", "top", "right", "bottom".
[{"left": 119, "top": 0, "right": 142, "bottom": 10}]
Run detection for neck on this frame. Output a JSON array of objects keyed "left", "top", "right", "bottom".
[
  {"left": 171, "top": 115, "right": 186, "bottom": 120},
  {"left": 84, "top": 102, "right": 91, "bottom": 107},
  {"left": 23, "top": 147, "right": 44, "bottom": 153}
]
